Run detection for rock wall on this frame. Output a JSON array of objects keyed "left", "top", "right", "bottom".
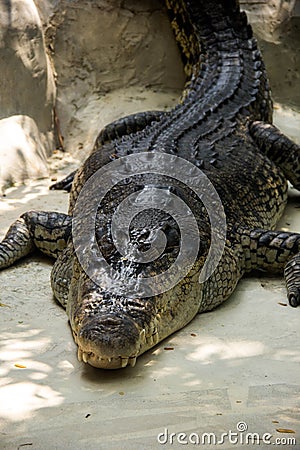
[
  {"left": 241, "top": 0, "right": 297, "bottom": 40},
  {"left": 241, "top": 0, "right": 300, "bottom": 109},
  {"left": 0, "top": 0, "right": 56, "bottom": 191}
]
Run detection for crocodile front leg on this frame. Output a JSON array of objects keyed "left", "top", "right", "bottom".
[
  {"left": 249, "top": 121, "right": 300, "bottom": 190},
  {"left": 50, "top": 171, "right": 76, "bottom": 192},
  {"left": 0, "top": 211, "right": 72, "bottom": 268},
  {"left": 51, "top": 243, "right": 74, "bottom": 308},
  {"left": 237, "top": 227, "right": 300, "bottom": 306}
]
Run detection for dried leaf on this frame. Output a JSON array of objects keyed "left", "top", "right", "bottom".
[
  {"left": 276, "top": 428, "right": 295, "bottom": 434},
  {"left": 15, "top": 364, "right": 27, "bottom": 369},
  {"left": 0, "top": 302, "right": 11, "bottom": 308}
]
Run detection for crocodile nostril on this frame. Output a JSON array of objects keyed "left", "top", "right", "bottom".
[
  {"left": 126, "top": 300, "right": 145, "bottom": 309},
  {"left": 78, "top": 313, "right": 141, "bottom": 358},
  {"left": 99, "top": 317, "right": 123, "bottom": 326}
]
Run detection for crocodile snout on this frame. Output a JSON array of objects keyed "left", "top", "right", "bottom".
[{"left": 76, "top": 313, "right": 141, "bottom": 369}]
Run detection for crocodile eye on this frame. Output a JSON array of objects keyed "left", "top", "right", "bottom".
[
  {"left": 126, "top": 299, "right": 145, "bottom": 309},
  {"left": 161, "top": 223, "right": 180, "bottom": 251}
]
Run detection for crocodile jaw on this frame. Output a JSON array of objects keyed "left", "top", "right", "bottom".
[
  {"left": 66, "top": 255, "right": 204, "bottom": 369},
  {"left": 75, "top": 339, "right": 139, "bottom": 369},
  {"left": 71, "top": 312, "right": 162, "bottom": 369},
  {"left": 69, "top": 284, "right": 202, "bottom": 369},
  {"left": 73, "top": 326, "right": 160, "bottom": 369}
]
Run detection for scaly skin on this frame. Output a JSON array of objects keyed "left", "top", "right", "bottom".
[{"left": 1, "top": 0, "right": 300, "bottom": 369}]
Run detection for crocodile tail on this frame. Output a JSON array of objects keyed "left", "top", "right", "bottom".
[
  {"left": 165, "top": 0, "right": 253, "bottom": 77},
  {"left": 185, "top": 0, "right": 253, "bottom": 38},
  {"left": 166, "top": 0, "right": 272, "bottom": 122},
  {"left": 165, "top": 0, "right": 201, "bottom": 77}
]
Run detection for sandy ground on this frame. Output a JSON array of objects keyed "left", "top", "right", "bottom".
[{"left": 0, "top": 99, "right": 299, "bottom": 449}]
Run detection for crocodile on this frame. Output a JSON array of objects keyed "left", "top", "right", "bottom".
[{"left": 1, "top": 0, "right": 300, "bottom": 370}]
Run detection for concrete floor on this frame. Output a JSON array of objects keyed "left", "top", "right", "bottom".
[{"left": 0, "top": 106, "right": 300, "bottom": 449}]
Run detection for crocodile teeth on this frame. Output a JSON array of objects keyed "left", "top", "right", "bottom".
[
  {"left": 153, "top": 333, "right": 159, "bottom": 345},
  {"left": 77, "top": 347, "right": 83, "bottom": 362},
  {"left": 154, "top": 317, "right": 160, "bottom": 327},
  {"left": 82, "top": 352, "right": 89, "bottom": 363},
  {"left": 139, "top": 329, "right": 146, "bottom": 342},
  {"left": 72, "top": 331, "right": 78, "bottom": 344},
  {"left": 129, "top": 357, "right": 137, "bottom": 367},
  {"left": 121, "top": 358, "right": 129, "bottom": 368}
]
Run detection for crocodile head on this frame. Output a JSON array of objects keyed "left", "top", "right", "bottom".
[
  {"left": 67, "top": 258, "right": 205, "bottom": 369},
  {"left": 68, "top": 205, "right": 210, "bottom": 369},
  {"left": 68, "top": 165, "right": 222, "bottom": 368}
]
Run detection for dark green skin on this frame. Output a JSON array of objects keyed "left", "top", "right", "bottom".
[{"left": 0, "top": 0, "right": 300, "bottom": 369}]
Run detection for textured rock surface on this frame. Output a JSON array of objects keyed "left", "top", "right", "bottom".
[
  {"left": 0, "top": 0, "right": 55, "bottom": 190},
  {"left": 241, "top": 0, "right": 297, "bottom": 39},
  {"left": 0, "top": 116, "right": 49, "bottom": 190},
  {"left": 241, "top": 0, "right": 300, "bottom": 108}
]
